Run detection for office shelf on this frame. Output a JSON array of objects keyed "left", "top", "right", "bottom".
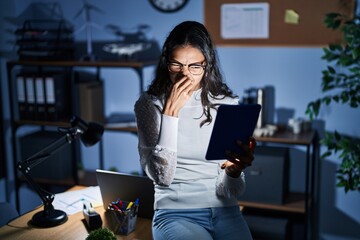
[
  {"left": 247, "top": 129, "right": 319, "bottom": 239},
  {"left": 6, "top": 59, "right": 157, "bottom": 212},
  {"left": 14, "top": 120, "right": 71, "bottom": 128},
  {"left": 104, "top": 124, "right": 138, "bottom": 133},
  {"left": 241, "top": 192, "right": 306, "bottom": 214}
]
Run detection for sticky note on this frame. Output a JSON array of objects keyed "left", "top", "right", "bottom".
[{"left": 284, "top": 9, "right": 299, "bottom": 24}]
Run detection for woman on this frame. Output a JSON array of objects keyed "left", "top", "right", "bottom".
[{"left": 134, "top": 21, "right": 255, "bottom": 240}]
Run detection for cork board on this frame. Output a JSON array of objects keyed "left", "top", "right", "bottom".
[{"left": 204, "top": 0, "right": 355, "bottom": 47}]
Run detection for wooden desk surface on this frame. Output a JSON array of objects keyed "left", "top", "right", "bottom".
[{"left": 0, "top": 186, "right": 152, "bottom": 240}]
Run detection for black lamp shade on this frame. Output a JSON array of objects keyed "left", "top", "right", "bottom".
[
  {"left": 80, "top": 122, "right": 104, "bottom": 147},
  {"left": 70, "top": 116, "right": 104, "bottom": 147}
]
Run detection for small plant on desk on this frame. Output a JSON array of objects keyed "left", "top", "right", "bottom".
[{"left": 86, "top": 227, "right": 116, "bottom": 240}]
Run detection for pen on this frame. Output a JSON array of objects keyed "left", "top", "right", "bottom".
[
  {"left": 112, "top": 203, "right": 120, "bottom": 211},
  {"left": 126, "top": 201, "right": 134, "bottom": 210},
  {"left": 132, "top": 198, "right": 139, "bottom": 216},
  {"left": 118, "top": 198, "right": 123, "bottom": 208}
]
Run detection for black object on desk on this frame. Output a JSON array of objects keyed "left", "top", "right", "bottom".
[{"left": 83, "top": 202, "right": 102, "bottom": 230}]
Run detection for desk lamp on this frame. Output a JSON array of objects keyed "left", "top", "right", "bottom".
[{"left": 17, "top": 116, "right": 104, "bottom": 228}]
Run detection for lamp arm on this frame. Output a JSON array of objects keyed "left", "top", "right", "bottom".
[
  {"left": 17, "top": 128, "right": 80, "bottom": 211},
  {"left": 14, "top": 116, "right": 103, "bottom": 228}
]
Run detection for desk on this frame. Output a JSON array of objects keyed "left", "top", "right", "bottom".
[{"left": 0, "top": 186, "right": 152, "bottom": 240}]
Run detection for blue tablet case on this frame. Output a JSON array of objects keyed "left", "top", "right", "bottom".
[{"left": 205, "top": 104, "right": 261, "bottom": 160}]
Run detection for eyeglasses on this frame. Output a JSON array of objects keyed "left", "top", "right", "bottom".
[{"left": 168, "top": 61, "right": 206, "bottom": 75}]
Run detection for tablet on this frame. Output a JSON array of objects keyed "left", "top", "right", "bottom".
[{"left": 205, "top": 104, "right": 261, "bottom": 160}]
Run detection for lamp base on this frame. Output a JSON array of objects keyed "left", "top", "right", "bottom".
[{"left": 31, "top": 209, "right": 68, "bottom": 228}]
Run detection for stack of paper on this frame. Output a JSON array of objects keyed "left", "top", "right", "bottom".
[{"left": 53, "top": 186, "right": 103, "bottom": 215}]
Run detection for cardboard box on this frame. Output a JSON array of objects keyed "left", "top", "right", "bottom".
[{"left": 78, "top": 81, "right": 104, "bottom": 124}]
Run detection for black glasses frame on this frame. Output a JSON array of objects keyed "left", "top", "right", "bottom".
[{"left": 167, "top": 61, "right": 206, "bottom": 75}]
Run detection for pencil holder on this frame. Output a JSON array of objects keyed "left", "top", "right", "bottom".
[{"left": 105, "top": 201, "right": 139, "bottom": 235}]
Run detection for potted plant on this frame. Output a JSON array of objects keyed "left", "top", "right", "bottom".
[
  {"left": 306, "top": 12, "right": 360, "bottom": 192},
  {"left": 86, "top": 228, "right": 116, "bottom": 240}
]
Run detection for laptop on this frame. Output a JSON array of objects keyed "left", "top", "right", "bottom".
[{"left": 96, "top": 169, "right": 155, "bottom": 219}]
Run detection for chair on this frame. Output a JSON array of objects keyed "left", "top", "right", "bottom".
[{"left": 0, "top": 202, "right": 19, "bottom": 227}]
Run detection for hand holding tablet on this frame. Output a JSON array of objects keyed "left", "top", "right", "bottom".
[{"left": 205, "top": 104, "right": 261, "bottom": 161}]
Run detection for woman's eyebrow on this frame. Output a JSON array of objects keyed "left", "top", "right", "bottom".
[{"left": 168, "top": 59, "right": 204, "bottom": 65}]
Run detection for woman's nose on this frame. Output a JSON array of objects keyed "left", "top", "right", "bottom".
[{"left": 181, "top": 65, "right": 190, "bottom": 75}]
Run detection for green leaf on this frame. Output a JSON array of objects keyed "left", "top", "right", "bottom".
[
  {"left": 332, "top": 95, "right": 339, "bottom": 102},
  {"left": 336, "top": 181, "right": 346, "bottom": 188},
  {"left": 328, "top": 66, "right": 336, "bottom": 74},
  {"left": 329, "top": 44, "right": 342, "bottom": 51},
  {"left": 325, "top": 12, "right": 341, "bottom": 19},
  {"left": 334, "top": 131, "right": 341, "bottom": 141},
  {"left": 321, "top": 151, "right": 332, "bottom": 159},
  {"left": 323, "top": 96, "right": 332, "bottom": 105},
  {"left": 352, "top": 48, "right": 360, "bottom": 59},
  {"left": 341, "top": 91, "right": 349, "bottom": 103},
  {"left": 350, "top": 99, "right": 358, "bottom": 108}
]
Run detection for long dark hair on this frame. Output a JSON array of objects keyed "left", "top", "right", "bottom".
[{"left": 147, "top": 21, "right": 236, "bottom": 126}]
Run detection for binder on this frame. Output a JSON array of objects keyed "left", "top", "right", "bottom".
[
  {"left": 25, "top": 75, "right": 36, "bottom": 120},
  {"left": 44, "top": 73, "right": 71, "bottom": 121},
  {"left": 35, "top": 75, "right": 46, "bottom": 121},
  {"left": 16, "top": 74, "right": 27, "bottom": 120},
  {"left": 44, "top": 75, "right": 56, "bottom": 121}
]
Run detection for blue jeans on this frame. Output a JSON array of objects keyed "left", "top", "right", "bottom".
[{"left": 152, "top": 206, "right": 253, "bottom": 240}]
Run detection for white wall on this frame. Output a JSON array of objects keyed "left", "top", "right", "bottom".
[{"left": 1, "top": 0, "right": 359, "bottom": 238}]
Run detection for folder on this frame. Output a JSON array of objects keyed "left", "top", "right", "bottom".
[
  {"left": 25, "top": 75, "right": 36, "bottom": 120},
  {"left": 44, "top": 73, "right": 71, "bottom": 121},
  {"left": 45, "top": 75, "right": 56, "bottom": 121},
  {"left": 16, "top": 74, "right": 27, "bottom": 120},
  {"left": 35, "top": 75, "right": 46, "bottom": 121}
]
